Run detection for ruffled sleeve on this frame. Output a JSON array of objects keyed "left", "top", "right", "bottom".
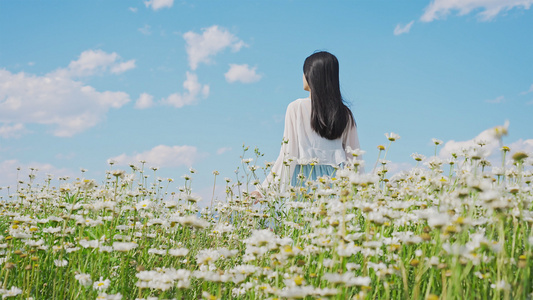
[
  {"left": 342, "top": 120, "right": 363, "bottom": 171},
  {"left": 342, "top": 122, "right": 360, "bottom": 157},
  {"left": 259, "top": 101, "right": 299, "bottom": 194}
]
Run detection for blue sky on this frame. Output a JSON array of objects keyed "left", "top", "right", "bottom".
[{"left": 1, "top": 0, "right": 532, "bottom": 200}]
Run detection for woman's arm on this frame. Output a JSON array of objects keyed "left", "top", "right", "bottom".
[
  {"left": 257, "top": 101, "right": 299, "bottom": 195},
  {"left": 342, "top": 122, "right": 360, "bottom": 154},
  {"left": 342, "top": 121, "right": 364, "bottom": 172}
]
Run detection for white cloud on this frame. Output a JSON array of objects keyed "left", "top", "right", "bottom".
[
  {"left": 144, "top": 0, "right": 174, "bottom": 11},
  {"left": 65, "top": 49, "right": 117, "bottom": 76},
  {"left": 387, "top": 162, "right": 414, "bottom": 174},
  {"left": 134, "top": 93, "right": 154, "bottom": 109},
  {"left": 0, "top": 123, "right": 26, "bottom": 138},
  {"left": 51, "top": 49, "right": 136, "bottom": 78},
  {"left": 139, "top": 24, "right": 151, "bottom": 35},
  {"left": 393, "top": 21, "right": 415, "bottom": 35},
  {"left": 509, "top": 139, "right": 533, "bottom": 154},
  {"left": 129, "top": 7, "right": 138, "bottom": 13},
  {"left": 110, "top": 145, "right": 202, "bottom": 167},
  {"left": 486, "top": 95, "right": 505, "bottom": 103},
  {"left": 439, "top": 127, "right": 501, "bottom": 159},
  {"left": 110, "top": 60, "right": 136, "bottom": 74},
  {"left": 55, "top": 152, "right": 76, "bottom": 160},
  {"left": 0, "top": 49, "right": 134, "bottom": 137},
  {"left": 436, "top": 121, "right": 533, "bottom": 167},
  {"left": 225, "top": 64, "right": 261, "bottom": 83},
  {"left": 161, "top": 72, "right": 209, "bottom": 108},
  {"left": 520, "top": 83, "right": 533, "bottom": 95},
  {"left": 216, "top": 147, "right": 232, "bottom": 155},
  {"left": 0, "top": 159, "right": 73, "bottom": 188},
  {"left": 194, "top": 184, "right": 228, "bottom": 208},
  {"left": 421, "top": 0, "right": 533, "bottom": 22},
  {"left": 183, "top": 25, "right": 246, "bottom": 70}
]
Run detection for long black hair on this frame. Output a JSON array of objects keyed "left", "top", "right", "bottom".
[{"left": 303, "top": 51, "right": 354, "bottom": 140}]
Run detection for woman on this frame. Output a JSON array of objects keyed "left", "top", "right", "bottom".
[{"left": 253, "top": 51, "right": 361, "bottom": 198}]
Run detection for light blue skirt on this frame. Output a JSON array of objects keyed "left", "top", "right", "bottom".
[{"left": 291, "top": 164, "right": 337, "bottom": 186}]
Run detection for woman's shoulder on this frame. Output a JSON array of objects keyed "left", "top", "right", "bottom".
[{"left": 287, "top": 97, "right": 310, "bottom": 110}]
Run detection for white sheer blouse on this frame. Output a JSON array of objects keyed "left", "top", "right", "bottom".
[{"left": 260, "top": 97, "right": 361, "bottom": 192}]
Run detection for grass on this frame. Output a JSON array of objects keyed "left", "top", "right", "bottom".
[{"left": 0, "top": 132, "right": 532, "bottom": 300}]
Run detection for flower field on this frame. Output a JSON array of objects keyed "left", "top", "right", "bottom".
[{"left": 1, "top": 130, "right": 532, "bottom": 299}]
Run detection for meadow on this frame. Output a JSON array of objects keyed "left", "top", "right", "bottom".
[{"left": 0, "top": 127, "right": 532, "bottom": 300}]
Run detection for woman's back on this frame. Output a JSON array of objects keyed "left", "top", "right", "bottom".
[
  {"left": 287, "top": 97, "right": 356, "bottom": 166},
  {"left": 254, "top": 51, "right": 361, "bottom": 196}
]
